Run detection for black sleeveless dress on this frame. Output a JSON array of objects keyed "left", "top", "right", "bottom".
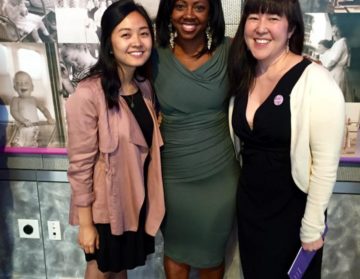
[
  {"left": 232, "top": 59, "right": 323, "bottom": 279},
  {"left": 85, "top": 90, "right": 155, "bottom": 273}
]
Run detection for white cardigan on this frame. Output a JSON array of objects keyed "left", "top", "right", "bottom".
[{"left": 229, "top": 62, "right": 345, "bottom": 243}]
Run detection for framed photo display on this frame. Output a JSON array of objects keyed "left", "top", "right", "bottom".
[{"left": 0, "top": 0, "right": 359, "bottom": 160}]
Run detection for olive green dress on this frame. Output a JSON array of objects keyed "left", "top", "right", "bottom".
[{"left": 153, "top": 38, "right": 240, "bottom": 268}]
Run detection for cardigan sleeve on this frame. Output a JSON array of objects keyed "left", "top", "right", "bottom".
[
  {"left": 66, "top": 81, "right": 99, "bottom": 207},
  {"left": 300, "top": 65, "right": 345, "bottom": 243}
]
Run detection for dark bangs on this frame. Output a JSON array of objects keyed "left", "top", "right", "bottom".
[{"left": 244, "top": 0, "right": 289, "bottom": 17}]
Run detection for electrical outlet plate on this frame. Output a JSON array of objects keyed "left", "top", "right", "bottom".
[
  {"left": 47, "top": 221, "right": 62, "bottom": 240},
  {"left": 18, "top": 219, "right": 40, "bottom": 239}
]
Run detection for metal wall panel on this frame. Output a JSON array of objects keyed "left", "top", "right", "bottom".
[{"left": 0, "top": 181, "right": 46, "bottom": 279}]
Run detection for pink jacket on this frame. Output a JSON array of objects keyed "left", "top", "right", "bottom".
[{"left": 66, "top": 77, "right": 165, "bottom": 236}]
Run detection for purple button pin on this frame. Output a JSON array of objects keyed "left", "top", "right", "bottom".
[{"left": 274, "top": 94, "right": 284, "bottom": 106}]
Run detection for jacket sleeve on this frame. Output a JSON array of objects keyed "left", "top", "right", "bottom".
[
  {"left": 66, "top": 83, "right": 99, "bottom": 207},
  {"left": 300, "top": 65, "right": 345, "bottom": 242}
]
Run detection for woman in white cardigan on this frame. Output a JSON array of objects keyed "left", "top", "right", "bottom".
[{"left": 227, "top": 0, "right": 345, "bottom": 278}]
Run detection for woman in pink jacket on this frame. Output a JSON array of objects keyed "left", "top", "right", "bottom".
[{"left": 66, "top": 1, "right": 164, "bottom": 278}]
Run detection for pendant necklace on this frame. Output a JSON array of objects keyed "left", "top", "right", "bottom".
[{"left": 130, "top": 94, "right": 135, "bottom": 109}]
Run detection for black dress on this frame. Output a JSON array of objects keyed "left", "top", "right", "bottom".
[
  {"left": 232, "top": 59, "right": 323, "bottom": 279},
  {"left": 85, "top": 90, "right": 155, "bottom": 273}
]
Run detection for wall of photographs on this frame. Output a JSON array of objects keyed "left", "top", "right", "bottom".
[
  {"left": 0, "top": 0, "right": 359, "bottom": 160},
  {"left": 0, "top": 1, "right": 359, "bottom": 278}
]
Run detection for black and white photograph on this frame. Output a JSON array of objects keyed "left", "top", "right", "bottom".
[
  {"left": 303, "top": 13, "right": 360, "bottom": 103},
  {"left": 54, "top": 42, "right": 100, "bottom": 147},
  {"left": 302, "top": 12, "right": 360, "bottom": 162},
  {"left": 342, "top": 102, "right": 360, "bottom": 160},
  {"left": 57, "top": 43, "right": 99, "bottom": 98},
  {"left": 0, "top": 1, "right": 359, "bottom": 279},
  {"left": 0, "top": 0, "right": 57, "bottom": 42},
  {"left": 299, "top": 0, "right": 333, "bottom": 13},
  {"left": 0, "top": 43, "right": 65, "bottom": 149},
  {"left": 330, "top": 0, "right": 360, "bottom": 13},
  {"left": 298, "top": 0, "right": 360, "bottom": 13},
  {"left": 55, "top": 0, "right": 116, "bottom": 43}
]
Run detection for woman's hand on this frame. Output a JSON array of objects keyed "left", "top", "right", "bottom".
[
  {"left": 78, "top": 224, "right": 99, "bottom": 254},
  {"left": 302, "top": 237, "right": 324, "bottom": 252}
]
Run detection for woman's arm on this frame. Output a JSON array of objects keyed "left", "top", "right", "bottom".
[
  {"left": 300, "top": 66, "right": 345, "bottom": 247},
  {"left": 66, "top": 83, "right": 99, "bottom": 206},
  {"left": 66, "top": 82, "right": 101, "bottom": 252}
]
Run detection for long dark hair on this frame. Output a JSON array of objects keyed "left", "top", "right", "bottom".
[
  {"left": 83, "top": 0, "right": 154, "bottom": 109},
  {"left": 228, "top": 0, "right": 304, "bottom": 98},
  {"left": 155, "top": 0, "right": 225, "bottom": 56}
]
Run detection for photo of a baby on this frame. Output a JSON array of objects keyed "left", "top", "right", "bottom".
[
  {"left": 0, "top": 42, "right": 65, "bottom": 150},
  {"left": 9, "top": 71, "right": 55, "bottom": 147}
]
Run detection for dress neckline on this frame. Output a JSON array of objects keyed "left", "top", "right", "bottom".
[
  {"left": 166, "top": 38, "right": 228, "bottom": 74},
  {"left": 245, "top": 58, "right": 308, "bottom": 132}
]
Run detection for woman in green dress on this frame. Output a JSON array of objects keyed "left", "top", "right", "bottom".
[{"left": 153, "top": 0, "right": 240, "bottom": 278}]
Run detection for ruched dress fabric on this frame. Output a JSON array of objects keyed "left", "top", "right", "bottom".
[
  {"left": 232, "top": 59, "right": 322, "bottom": 278},
  {"left": 153, "top": 38, "right": 240, "bottom": 268}
]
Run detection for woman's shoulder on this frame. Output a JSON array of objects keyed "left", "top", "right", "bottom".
[
  {"left": 217, "top": 36, "right": 231, "bottom": 49},
  {"left": 304, "top": 61, "right": 334, "bottom": 80},
  {"left": 215, "top": 37, "right": 232, "bottom": 55},
  {"left": 70, "top": 76, "right": 103, "bottom": 102},
  {"left": 301, "top": 61, "right": 344, "bottom": 99},
  {"left": 76, "top": 76, "right": 102, "bottom": 93},
  {"left": 153, "top": 45, "right": 170, "bottom": 58},
  {"left": 224, "top": 36, "right": 232, "bottom": 44},
  {"left": 66, "top": 77, "right": 106, "bottom": 117},
  {"left": 135, "top": 78, "right": 153, "bottom": 100},
  {"left": 135, "top": 77, "right": 150, "bottom": 89}
]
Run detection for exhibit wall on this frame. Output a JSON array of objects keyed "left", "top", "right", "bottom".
[{"left": 0, "top": 0, "right": 359, "bottom": 278}]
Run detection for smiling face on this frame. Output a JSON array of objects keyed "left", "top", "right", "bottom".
[
  {"left": 171, "top": 0, "right": 210, "bottom": 44},
  {"left": 111, "top": 11, "right": 152, "bottom": 77},
  {"left": 244, "top": 13, "right": 293, "bottom": 66},
  {"left": 13, "top": 72, "right": 33, "bottom": 98}
]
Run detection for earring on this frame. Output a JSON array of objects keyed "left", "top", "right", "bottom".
[
  {"left": 286, "top": 38, "right": 290, "bottom": 53},
  {"left": 153, "top": 22, "right": 157, "bottom": 42},
  {"left": 168, "top": 23, "right": 177, "bottom": 49},
  {"left": 206, "top": 24, "right": 212, "bottom": 50}
]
